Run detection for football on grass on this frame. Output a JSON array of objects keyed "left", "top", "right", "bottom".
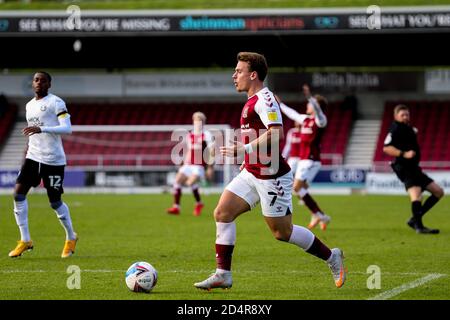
[{"left": 125, "top": 262, "right": 158, "bottom": 293}]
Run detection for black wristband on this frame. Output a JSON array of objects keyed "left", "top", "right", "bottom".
[{"left": 399, "top": 151, "right": 404, "bottom": 158}]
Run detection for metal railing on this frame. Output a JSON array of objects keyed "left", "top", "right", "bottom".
[{"left": 66, "top": 152, "right": 345, "bottom": 169}]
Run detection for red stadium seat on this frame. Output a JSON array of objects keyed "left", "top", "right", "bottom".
[
  {"left": 0, "top": 104, "right": 18, "bottom": 148},
  {"left": 58, "top": 101, "right": 355, "bottom": 168}
]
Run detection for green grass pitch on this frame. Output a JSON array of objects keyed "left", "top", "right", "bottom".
[
  {"left": 0, "top": 193, "right": 449, "bottom": 300},
  {"left": 2, "top": 0, "right": 450, "bottom": 10}
]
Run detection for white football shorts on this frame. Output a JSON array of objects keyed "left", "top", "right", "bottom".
[
  {"left": 179, "top": 164, "right": 205, "bottom": 179},
  {"left": 225, "top": 168, "right": 293, "bottom": 217},
  {"left": 295, "top": 159, "right": 321, "bottom": 183},
  {"left": 287, "top": 157, "right": 300, "bottom": 175}
]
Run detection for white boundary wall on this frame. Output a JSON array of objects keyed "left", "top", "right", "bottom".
[
  {"left": 366, "top": 172, "right": 450, "bottom": 194},
  {"left": 0, "top": 186, "right": 353, "bottom": 195}
]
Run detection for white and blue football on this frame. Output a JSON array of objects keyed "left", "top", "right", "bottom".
[{"left": 125, "top": 261, "right": 158, "bottom": 293}]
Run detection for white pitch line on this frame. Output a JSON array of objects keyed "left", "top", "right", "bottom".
[
  {"left": 1, "top": 270, "right": 47, "bottom": 273},
  {"left": 368, "top": 273, "right": 446, "bottom": 300}
]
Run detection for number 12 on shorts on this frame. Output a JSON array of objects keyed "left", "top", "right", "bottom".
[{"left": 49, "top": 175, "right": 62, "bottom": 189}]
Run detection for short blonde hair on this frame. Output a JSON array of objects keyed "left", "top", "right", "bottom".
[
  {"left": 394, "top": 104, "right": 409, "bottom": 115},
  {"left": 192, "top": 111, "right": 206, "bottom": 122}
]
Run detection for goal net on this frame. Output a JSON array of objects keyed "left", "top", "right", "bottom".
[{"left": 64, "top": 124, "right": 238, "bottom": 189}]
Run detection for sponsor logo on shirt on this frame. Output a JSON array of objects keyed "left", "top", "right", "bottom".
[
  {"left": 268, "top": 111, "right": 278, "bottom": 121},
  {"left": 28, "top": 117, "right": 43, "bottom": 126}
]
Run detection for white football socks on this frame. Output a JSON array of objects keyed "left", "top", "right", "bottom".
[
  {"left": 14, "top": 198, "right": 31, "bottom": 242},
  {"left": 288, "top": 225, "right": 315, "bottom": 250},
  {"left": 298, "top": 187, "right": 309, "bottom": 198},
  {"left": 216, "top": 221, "right": 236, "bottom": 245},
  {"left": 53, "top": 202, "right": 76, "bottom": 240},
  {"left": 215, "top": 222, "right": 236, "bottom": 275}
]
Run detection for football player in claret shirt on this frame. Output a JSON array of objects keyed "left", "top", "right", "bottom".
[
  {"left": 194, "top": 52, "right": 346, "bottom": 291},
  {"left": 282, "top": 120, "right": 302, "bottom": 172},
  {"left": 383, "top": 104, "right": 444, "bottom": 234},
  {"left": 167, "top": 112, "right": 214, "bottom": 216},
  {"left": 9, "top": 72, "right": 78, "bottom": 258},
  {"left": 278, "top": 85, "right": 331, "bottom": 230}
]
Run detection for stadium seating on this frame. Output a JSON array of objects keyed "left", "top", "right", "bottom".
[
  {"left": 65, "top": 102, "right": 241, "bottom": 167},
  {"left": 68, "top": 102, "right": 242, "bottom": 127},
  {"left": 0, "top": 104, "right": 18, "bottom": 151},
  {"left": 63, "top": 102, "right": 353, "bottom": 167},
  {"left": 373, "top": 101, "right": 450, "bottom": 171}
]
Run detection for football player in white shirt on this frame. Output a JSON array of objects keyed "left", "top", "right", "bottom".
[
  {"left": 9, "top": 72, "right": 78, "bottom": 258},
  {"left": 167, "top": 112, "right": 214, "bottom": 216}
]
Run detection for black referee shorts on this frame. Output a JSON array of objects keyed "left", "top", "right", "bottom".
[
  {"left": 17, "top": 158, "right": 65, "bottom": 196},
  {"left": 391, "top": 163, "right": 434, "bottom": 191}
]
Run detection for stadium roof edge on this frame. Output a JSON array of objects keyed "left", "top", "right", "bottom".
[{"left": 2, "top": 6, "right": 450, "bottom": 16}]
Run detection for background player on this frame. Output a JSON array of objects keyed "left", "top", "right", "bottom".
[
  {"left": 278, "top": 85, "right": 331, "bottom": 230},
  {"left": 383, "top": 104, "right": 444, "bottom": 234},
  {"left": 282, "top": 120, "right": 302, "bottom": 173},
  {"left": 194, "top": 52, "right": 346, "bottom": 291},
  {"left": 9, "top": 71, "right": 78, "bottom": 258},
  {"left": 167, "top": 111, "right": 214, "bottom": 216}
]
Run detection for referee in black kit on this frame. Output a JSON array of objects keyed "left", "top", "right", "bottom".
[{"left": 383, "top": 104, "right": 444, "bottom": 234}]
